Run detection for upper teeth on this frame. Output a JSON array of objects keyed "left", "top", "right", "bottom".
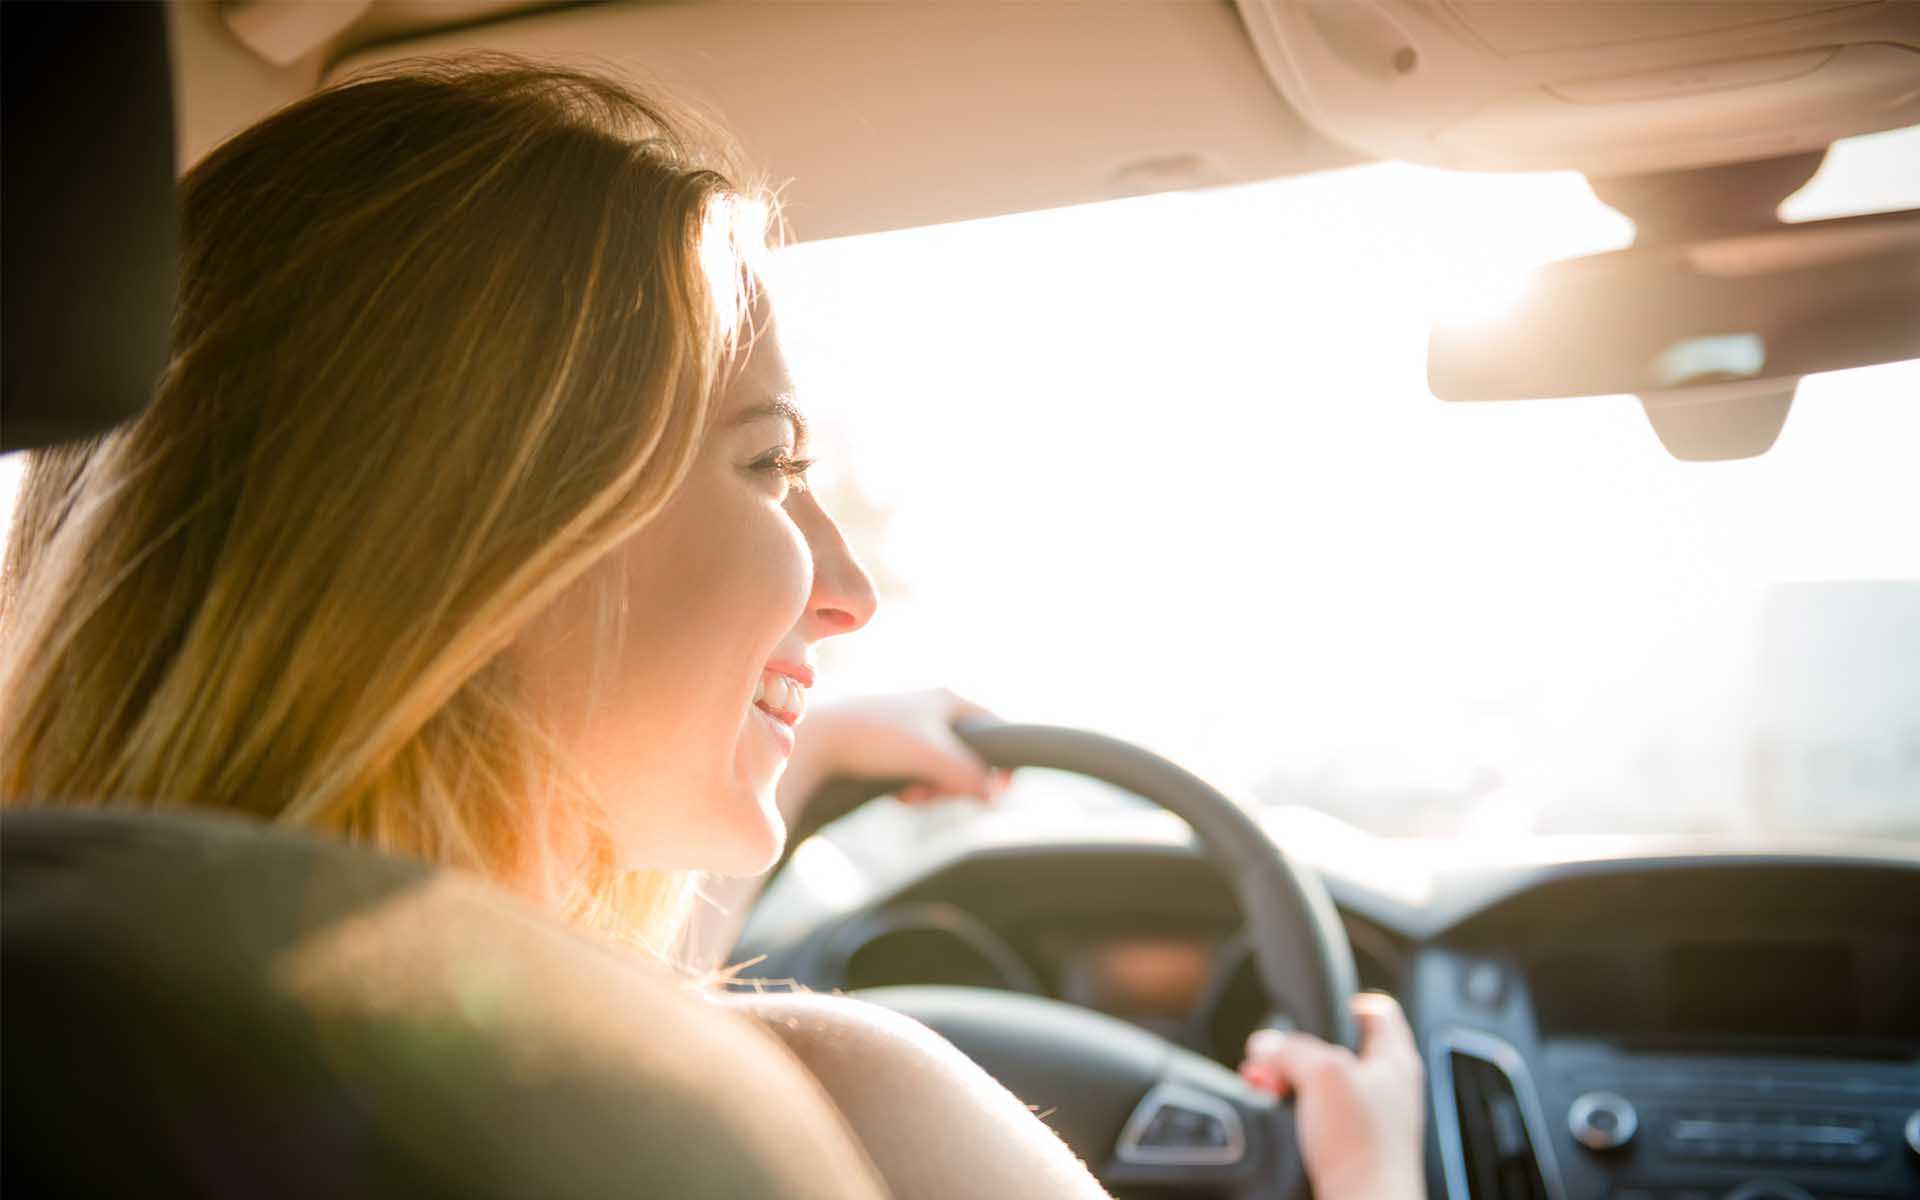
[{"left": 754, "top": 673, "right": 805, "bottom": 719}]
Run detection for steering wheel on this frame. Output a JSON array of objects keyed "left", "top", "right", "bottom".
[{"left": 768, "top": 720, "right": 1361, "bottom": 1200}]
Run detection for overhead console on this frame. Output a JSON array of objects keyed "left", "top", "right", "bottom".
[
  {"left": 1411, "top": 860, "right": 1920, "bottom": 1200},
  {"left": 1234, "top": 0, "right": 1920, "bottom": 177}
]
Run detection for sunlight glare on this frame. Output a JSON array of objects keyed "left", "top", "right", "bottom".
[
  {"left": 1429, "top": 263, "right": 1534, "bottom": 328},
  {"left": 770, "top": 139, "right": 1918, "bottom": 839}
]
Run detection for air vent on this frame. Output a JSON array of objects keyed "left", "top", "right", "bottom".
[
  {"left": 1452, "top": 1052, "right": 1547, "bottom": 1199},
  {"left": 1432, "top": 1029, "right": 1564, "bottom": 1200}
]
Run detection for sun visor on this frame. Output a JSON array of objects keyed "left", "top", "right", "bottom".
[{"left": 1234, "top": 0, "right": 1920, "bottom": 176}]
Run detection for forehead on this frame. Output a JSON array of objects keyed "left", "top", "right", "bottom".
[
  {"left": 720, "top": 313, "right": 795, "bottom": 414},
  {"left": 718, "top": 321, "right": 808, "bottom": 445}
]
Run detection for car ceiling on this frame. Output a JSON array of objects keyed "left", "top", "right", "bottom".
[
  {"left": 173, "top": 0, "right": 1360, "bottom": 242},
  {"left": 174, "top": 2, "right": 1919, "bottom": 243}
]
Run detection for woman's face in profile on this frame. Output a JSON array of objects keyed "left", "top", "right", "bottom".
[{"left": 514, "top": 312, "right": 877, "bottom": 875}]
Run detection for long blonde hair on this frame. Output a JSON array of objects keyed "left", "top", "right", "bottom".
[{"left": 0, "top": 57, "right": 772, "bottom": 958}]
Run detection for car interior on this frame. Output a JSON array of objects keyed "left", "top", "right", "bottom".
[{"left": 4, "top": 4, "right": 1918, "bottom": 1200}]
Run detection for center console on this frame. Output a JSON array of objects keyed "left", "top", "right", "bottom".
[
  {"left": 1540, "top": 1041, "right": 1920, "bottom": 1200},
  {"left": 1410, "top": 864, "right": 1920, "bottom": 1200},
  {"left": 1527, "top": 937, "right": 1920, "bottom": 1200}
]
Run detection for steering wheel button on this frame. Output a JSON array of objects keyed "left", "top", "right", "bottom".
[
  {"left": 1141, "top": 1110, "right": 1177, "bottom": 1143},
  {"left": 1116, "top": 1083, "right": 1246, "bottom": 1166}
]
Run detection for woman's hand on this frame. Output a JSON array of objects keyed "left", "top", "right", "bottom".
[
  {"left": 1239, "top": 992, "right": 1427, "bottom": 1200},
  {"left": 779, "top": 688, "right": 1009, "bottom": 820}
]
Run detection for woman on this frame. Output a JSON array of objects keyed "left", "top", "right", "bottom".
[{"left": 0, "top": 58, "right": 1422, "bottom": 1198}]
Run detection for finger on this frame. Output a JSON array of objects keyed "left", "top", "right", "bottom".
[
  {"left": 896, "top": 784, "right": 936, "bottom": 806},
  {"left": 1238, "top": 1060, "right": 1282, "bottom": 1095},
  {"left": 1352, "top": 991, "right": 1417, "bottom": 1064},
  {"left": 907, "top": 727, "right": 995, "bottom": 799},
  {"left": 1243, "top": 1027, "right": 1350, "bottom": 1098},
  {"left": 936, "top": 687, "right": 1000, "bottom": 723}
]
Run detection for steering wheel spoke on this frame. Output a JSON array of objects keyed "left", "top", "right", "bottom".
[
  {"left": 853, "top": 984, "right": 1304, "bottom": 1200},
  {"left": 1104, "top": 1066, "right": 1303, "bottom": 1200}
]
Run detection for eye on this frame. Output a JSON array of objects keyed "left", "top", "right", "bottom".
[{"left": 749, "top": 448, "right": 815, "bottom": 496}]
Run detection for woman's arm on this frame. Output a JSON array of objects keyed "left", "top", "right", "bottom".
[
  {"left": 720, "top": 989, "right": 1112, "bottom": 1200},
  {"left": 723, "top": 988, "right": 1429, "bottom": 1200}
]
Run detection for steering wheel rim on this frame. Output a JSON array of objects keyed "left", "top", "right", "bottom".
[
  {"left": 963, "top": 721, "right": 1359, "bottom": 1048},
  {"left": 766, "top": 719, "right": 1362, "bottom": 1199}
]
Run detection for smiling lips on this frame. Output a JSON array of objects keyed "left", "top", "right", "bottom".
[{"left": 753, "top": 669, "right": 808, "bottom": 726}]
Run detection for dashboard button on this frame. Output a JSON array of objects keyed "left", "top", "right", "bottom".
[
  {"left": 1461, "top": 960, "right": 1505, "bottom": 1008},
  {"left": 1724, "top": 1182, "right": 1814, "bottom": 1200},
  {"left": 1569, "top": 1091, "right": 1638, "bottom": 1151}
]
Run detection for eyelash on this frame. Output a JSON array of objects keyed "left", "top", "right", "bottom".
[{"left": 753, "top": 449, "right": 815, "bottom": 492}]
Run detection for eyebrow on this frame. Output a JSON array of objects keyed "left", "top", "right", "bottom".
[{"left": 731, "top": 393, "right": 810, "bottom": 451}]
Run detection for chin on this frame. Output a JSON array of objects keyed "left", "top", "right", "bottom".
[{"left": 703, "top": 783, "right": 786, "bottom": 876}]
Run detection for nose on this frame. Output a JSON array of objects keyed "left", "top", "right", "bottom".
[{"left": 791, "top": 489, "right": 878, "bottom": 639}]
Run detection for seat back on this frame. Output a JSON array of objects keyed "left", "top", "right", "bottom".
[{"left": 1, "top": 808, "right": 888, "bottom": 1198}]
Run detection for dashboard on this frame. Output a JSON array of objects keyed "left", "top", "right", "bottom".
[
  {"left": 791, "top": 846, "right": 1405, "bottom": 1062},
  {"left": 737, "top": 813, "right": 1920, "bottom": 1200}
]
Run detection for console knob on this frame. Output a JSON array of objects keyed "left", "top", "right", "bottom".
[
  {"left": 1567, "top": 1090, "right": 1637, "bottom": 1151},
  {"left": 1905, "top": 1109, "right": 1919, "bottom": 1158}
]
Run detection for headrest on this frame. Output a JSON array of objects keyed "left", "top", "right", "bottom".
[
  {"left": 2, "top": 2, "right": 177, "bottom": 452},
  {"left": 0, "top": 807, "right": 888, "bottom": 1198}
]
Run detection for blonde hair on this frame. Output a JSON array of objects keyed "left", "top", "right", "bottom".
[{"left": 0, "top": 57, "right": 773, "bottom": 959}]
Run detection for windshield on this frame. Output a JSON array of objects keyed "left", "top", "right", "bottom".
[
  {"left": 1, "top": 130, "right": 1911, "bottom": 843},
  {"left": 766, "top": 125, "right": 1920, "bottom": 842}
]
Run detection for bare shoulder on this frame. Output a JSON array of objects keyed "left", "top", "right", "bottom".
[
  {"left": 716, "top": 990, "right": 1110, "bottom": 1200},
  {"left": 721, "top": 989, "right": 967, "bottom": 1074}
]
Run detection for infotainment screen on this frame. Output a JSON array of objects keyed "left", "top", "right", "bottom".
[
  {"left": 1528, "top": 940, "right": 1873, "bottom": 1039},
  {"left": 1667, "top": 942, "right": 1853, "bottom": 1036}
]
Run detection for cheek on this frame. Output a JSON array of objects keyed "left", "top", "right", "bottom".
[
  {"left": 759, "top": 506, "right": 813, "bottom": 626},
  {"left": 620, "top": 473, "right": 812, "bottom": 718},
  {"left": 675, "top": 461, "right": 812, "bottom": 630}
]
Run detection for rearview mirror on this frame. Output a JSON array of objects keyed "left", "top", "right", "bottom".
[{"left": 1428, "top": 209, "right": 1920, "bottom": 458}]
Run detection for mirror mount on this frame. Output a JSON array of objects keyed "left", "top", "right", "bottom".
[
  {"left": 1608, "top": 153, "right": 1821, "bottom": 461},
  {"left": 1590, "top": 151, "right": 1827, "bottom": 245}
]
